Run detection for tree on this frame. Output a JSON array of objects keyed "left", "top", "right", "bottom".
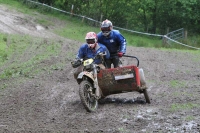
[{"left": 39, "top": 0, "right": 200, "bottom": 34}]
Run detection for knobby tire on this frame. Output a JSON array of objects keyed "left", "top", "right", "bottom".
[{"left": 79, "top": 80, "right": 98, "bottom": 112}]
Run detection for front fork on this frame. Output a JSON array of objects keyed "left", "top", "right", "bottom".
[{"left": 92, "top": 64, "right": 101, "bottom": 99}]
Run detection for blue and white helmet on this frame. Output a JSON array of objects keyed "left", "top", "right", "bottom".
[{"left": 100, "top": 19, "right": 113, "bottom": 36}]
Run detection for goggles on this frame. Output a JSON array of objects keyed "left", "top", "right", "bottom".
[
  {"left": 102, "top": 30, "right": 111, "bottom": 37},
  {"left": 86, "top": 39, "right": 96, "bottom": 44},
  {"left": 102, "top": 31, "right": 110, "bottom": 34},
  {"left": 101, "top": 27, "right": 111, "bottom": 32}
]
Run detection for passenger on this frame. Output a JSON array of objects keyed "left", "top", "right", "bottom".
[
  {"left": 97, "top": 19, "right": 127, "bottom": 68},
  {"left": 73, "top": 32, "right": 110, "bottom": 79}
]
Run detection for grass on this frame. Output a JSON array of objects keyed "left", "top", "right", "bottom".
[
  {"left": 0, "top": 83, "right": 7, "bottom": 90},
  {"left": 173, "top": 91, "right": 193, "bottom": 97},
  {"left": 170, "top": 103, "right": 199, "bottom": 112},
  {"left": 170, "top": 80, "right": 186, "bottom": 89},
  {"left": 0, "top": 34, "right": 62, "bottom": 79},
  {"left": 0, "top": 34, "right": 8, "bottom": 64},
  {"left": 184, "top": 115, "right": 195, "bottom": 121},
  {"left": 36, "top": 18, "right": 55, "bottom": 27},
  {"left": 54, "top": 20, "right": 99, "bottom": 42}
]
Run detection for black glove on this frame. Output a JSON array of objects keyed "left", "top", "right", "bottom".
[{"left": 71, "top": 59, "right": 82, "bottom": 68}]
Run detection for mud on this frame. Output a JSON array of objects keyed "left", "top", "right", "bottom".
[{"left": 0, "top": 4, "right": 200, "bottom": 133}]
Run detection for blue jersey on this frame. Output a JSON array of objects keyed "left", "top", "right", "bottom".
[
  {"left": 97, "top": 30, "right": 126, "bottom": 57},
  {"left": 77, "top": 43, "right": 110, "bottom": 64}
]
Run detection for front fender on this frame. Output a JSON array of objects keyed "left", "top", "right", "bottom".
[
  {"left": 77, "top": 71, "right": 85, "bottom": 79},
  {"left": 77, "top": 71, "right": 95, "bottom": 82}
]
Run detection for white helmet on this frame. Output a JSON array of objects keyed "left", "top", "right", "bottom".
[
  {"left": 85, "top": 32, "right": 97, "bottom": 48},
  {"left": 100, "top": 19, "right": 113, "bottom": 36}
]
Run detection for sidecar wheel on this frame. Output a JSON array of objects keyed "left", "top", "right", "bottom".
[
  {"left": 79, "top": 80, "right": 98, "bottom": 112},
  {"left": 143, "top": 89, "right": 150, "bottom": 104},
  {"left": 139, "top": 68, "right": 146, "bottom": 86}
]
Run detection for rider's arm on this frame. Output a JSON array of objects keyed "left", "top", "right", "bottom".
[
  {"left": 104, "top": 46, "right": 110, "bottom": 59},
  {"left": 76, "top": 44, "right": 87, "bottom": 59},
  {"left": 96, "top": 44, "right": 110, "bottom": 59},
  {"left": 116, "top": 32, "right": 127, "bottom": 54}
]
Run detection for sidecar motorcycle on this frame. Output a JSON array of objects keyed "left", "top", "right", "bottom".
[{"left": 71, "top": 53, "right": 150, "bottom": 112}]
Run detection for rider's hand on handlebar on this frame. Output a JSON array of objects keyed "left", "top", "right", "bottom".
[
  {"left": 71, "top": 58, "right": 82, "bottom": 68},
  {"left": 98, "top": 52, "right": 106, "bottom": 56},
  {"left": 117, "top": 52, "right": 123, "bottom": 57}
]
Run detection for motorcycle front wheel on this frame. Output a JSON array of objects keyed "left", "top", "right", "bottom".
[{"left": 79, "top": 80, "right": 98, "bottom": 112}]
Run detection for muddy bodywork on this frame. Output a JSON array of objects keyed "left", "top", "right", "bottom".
[
  {"left": 97, "top": 65, "right": 142, "bottom": 97},
  {"left": 77, "top": 71, "right": 94, "bottom": 83}
]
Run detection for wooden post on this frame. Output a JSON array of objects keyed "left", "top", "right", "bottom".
[
  {"left": 162, "top": 35, "right": 167, "bottom": 46},
  {"left": 82, "top": 16, "right": 85, "bottom": 23},
  {"left": 50, "top": 3, "right": 53, "bottom": 12},
  {"left": 71, "top": 4, "right": 74, "bottom": 17},
  {"left": 184, "top": 29, "right": 187, "bottom": 40},
  {"left": 100, "top": 14, "right": 103, "bottom": 25}
]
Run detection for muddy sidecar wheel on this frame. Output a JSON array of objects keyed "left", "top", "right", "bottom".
[
  {"left": 139, "top": 68, "right": 146, "bottom": 86},
  {"left": 79, "top": 80, "right": 98, "bottom": 112},
  {"left": 143, "top": 89, "right": 150, "bottom": 104}
]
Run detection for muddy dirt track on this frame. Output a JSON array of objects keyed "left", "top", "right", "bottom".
[{"left": 0, "top": 4, "right": 200, "bottom": 133}]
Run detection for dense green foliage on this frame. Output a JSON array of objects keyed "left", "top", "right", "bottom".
[{"left": 32, "top": 0, "right": 200, "bottom": 34}]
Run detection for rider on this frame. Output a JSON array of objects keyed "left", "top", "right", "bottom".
[
  {"left": 73, "top": 32, "right": 110, "bottom": 79},
  {"left": 97, "top": 19, "right": 127, "bottom": 68}
]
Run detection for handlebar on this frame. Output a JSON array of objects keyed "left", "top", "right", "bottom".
[{"left": 123, "top": 55, "right": 139, "bottom": 67}]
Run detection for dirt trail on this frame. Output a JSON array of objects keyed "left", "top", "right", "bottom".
[{"left": 0, "top": 4, "right": 200, "bottom": 133}]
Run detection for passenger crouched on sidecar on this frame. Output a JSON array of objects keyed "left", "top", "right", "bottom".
[{"left": 72, "top": 32, "right": 110, "bottom": 80}]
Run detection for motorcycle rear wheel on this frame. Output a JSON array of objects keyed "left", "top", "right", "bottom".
[{"left": 79, "top": 80, "right": 98, "bottom": 112}]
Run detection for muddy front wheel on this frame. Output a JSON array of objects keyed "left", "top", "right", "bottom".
[
  {"left": 143, "top": 89, "right": 150, "bottom": 104},
  {"left": 79, "top": 80, "right": 98, "bottom": 112}
]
